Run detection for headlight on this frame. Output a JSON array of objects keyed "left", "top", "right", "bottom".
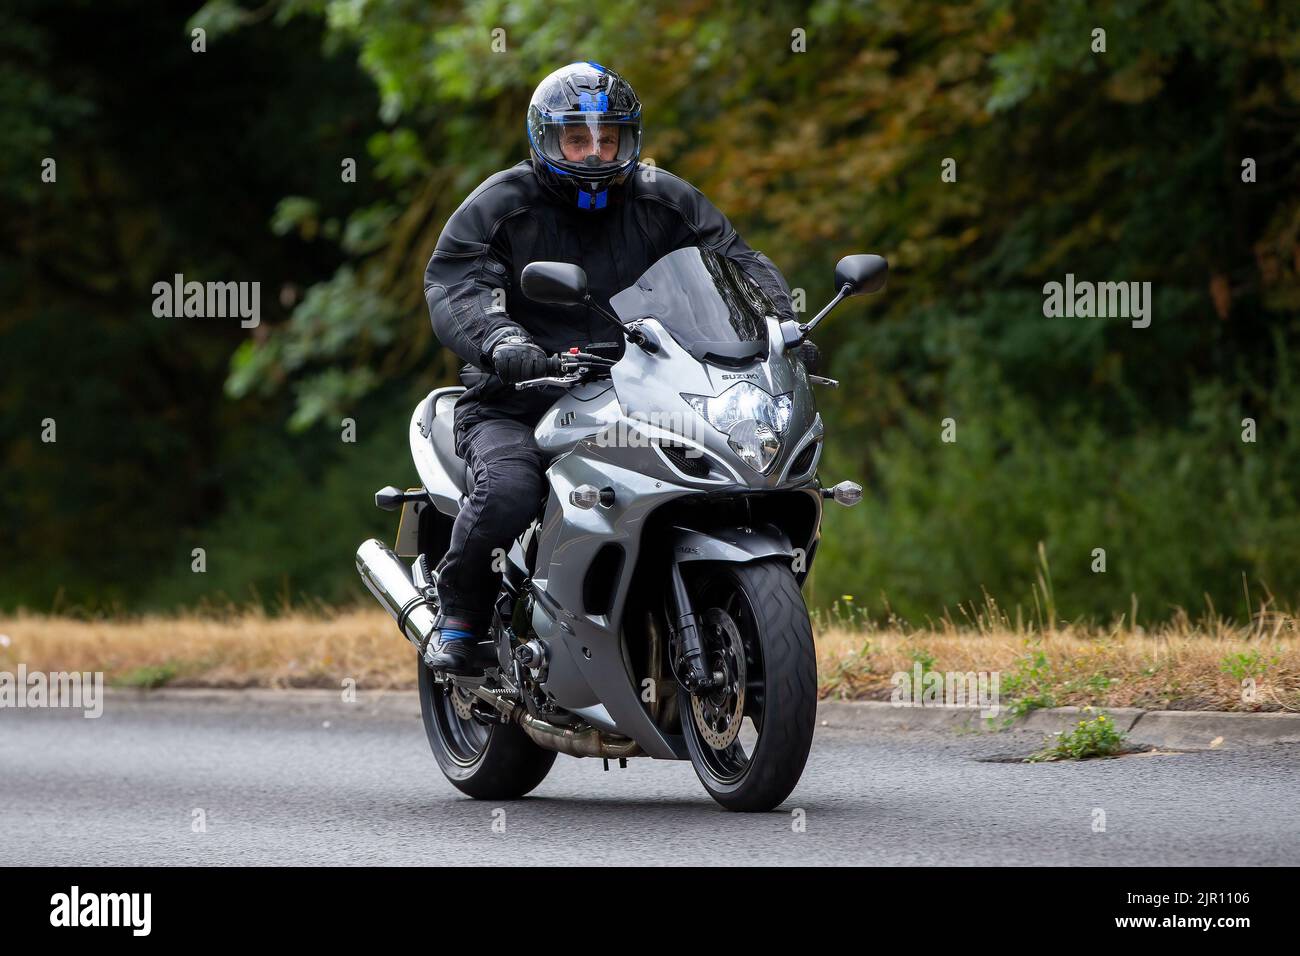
[
  {"left": 682, "top": 383, "right": 792, "bottom": 473},
  {"left": 725, "top": 420, "right": 781, "bottom": 472}
]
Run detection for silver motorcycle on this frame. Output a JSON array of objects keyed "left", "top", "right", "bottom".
[{"left": 356, "top": 245, "right": 886, "bottom": 811}]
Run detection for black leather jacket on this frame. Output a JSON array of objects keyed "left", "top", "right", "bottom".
[{"left": 424, "top": 160, "right": 795, "bottom": 435}]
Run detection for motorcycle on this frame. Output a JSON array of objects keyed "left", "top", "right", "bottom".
[{"left": 356, "top": 244, "right": 886, "bottom": 811}]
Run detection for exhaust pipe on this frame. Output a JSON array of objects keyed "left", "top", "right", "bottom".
[
  {"left": 356, "top": 538, "right": 437, "bottom": 656},
  {"left": 514, "top": 712, "right": 642, "bottom": 760},
  {"left": 465, "top": 686, "right": 641, "bottom": 760}
]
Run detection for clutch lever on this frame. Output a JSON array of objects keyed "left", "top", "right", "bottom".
[{"left": 515, "top": 374, "right": 583, "bottom": 390}]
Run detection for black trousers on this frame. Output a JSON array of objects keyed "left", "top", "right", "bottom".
[{"left": 434, "top": 417, "right": 548, "bottom": 630}]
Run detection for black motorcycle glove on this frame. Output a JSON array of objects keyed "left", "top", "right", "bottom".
[
  {"left": 490, "top": 334, "right": 549, "bottom": 385},
  {"left": 791, "top": 339, "right": 821, "bottom": 377}
]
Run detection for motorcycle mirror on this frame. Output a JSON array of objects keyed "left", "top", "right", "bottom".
[
  {"left": 799, "top": 254, "right": 889, "bottom": 337},
  {"left": 522, "top": 262, "right": 589, "bottom": 305},
  {"left": 834, "top": 254, "right": 888, "bottom": 296}
]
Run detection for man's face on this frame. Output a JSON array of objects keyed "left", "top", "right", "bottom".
[{"left": 559, "top": 123, "right": 620, "bottom": 164}]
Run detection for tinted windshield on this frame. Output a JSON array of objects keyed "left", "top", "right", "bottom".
[{"left": 609, "top": 247, "right": 775, "bottom": 364}]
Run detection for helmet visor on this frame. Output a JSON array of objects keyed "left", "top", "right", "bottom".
[{"left": 531, "top": 113, "right": 640, "bottom": 177}]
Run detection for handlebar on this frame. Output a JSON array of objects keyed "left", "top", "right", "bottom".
[{"left": 514, "top": 349, "right": 617, "bottom": 390}]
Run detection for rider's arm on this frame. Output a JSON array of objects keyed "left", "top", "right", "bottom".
[
  {"left": 423, "top": 171, "right": 531, "bottom": 370},
  {"left": 650, "top": 171, "right": 797, "bottom": 323}
]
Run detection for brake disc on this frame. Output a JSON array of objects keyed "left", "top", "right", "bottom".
[
  {"left": 690, "top": 608, "right": 747, "bottom": 750},
  {"left": 449, "top": 684, "right": 475, "bottom": 721}
]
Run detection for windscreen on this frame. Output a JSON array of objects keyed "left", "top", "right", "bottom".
[{"left": 609, "top": 247, "right": 775, "bottom": 364}]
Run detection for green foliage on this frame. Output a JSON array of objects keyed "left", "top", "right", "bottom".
[
  {"left": 1027, "top": 712, "right": 1129, "bottom": 762},
  {"left": 1219, "top": 650, "right": 1279, "bottom": 682},
  {"left": 999, "top": 643, "right": 1058, "bottom": 719},
  {"left": 5, "top": 0, "right": 1300, "bottom": 619},
  {"left": 814, "top": 341, "right": 1300, "bottom": 621},
  {"left": 1, "top": 1, "right": 388, "bottom": 612},
  {"left": 0, "top": 8, "right": 95, "bottom": 204},
  {"left": 113, "top": 663, "right": 178, "bottom": 689},
  {"left": 270, "top": 196, "right": 324, "bottom": 239},
  {"left": 225, "top": 266, "right": 399, "bottom": 429},
  {"left": 141, "top": 390, "right": 411, "bottom": 608},
  {"left": 910, "top": 647, "right": 938, "bottom": 673},
  {"left": 368, "top": 128, "right": 433, "bottom": 183},
  {"left": 816, "top": 594, "right": 873, "bottom": 632}
]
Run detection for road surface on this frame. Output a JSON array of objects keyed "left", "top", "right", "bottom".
[{"left": 3, "top": 692, "right": 1297, "bottom": 865}]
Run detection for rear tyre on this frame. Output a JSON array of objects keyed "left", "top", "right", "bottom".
[
  {"left": 417, "top": 655, "right": 557, "bottom": 800},
  {"left": 679, "top": 560, "right": 817, "bottom": 812}
]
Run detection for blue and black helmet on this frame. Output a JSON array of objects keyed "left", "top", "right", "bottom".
[{"left": 526, "top": 62, "right": 641, "bottom": 210}]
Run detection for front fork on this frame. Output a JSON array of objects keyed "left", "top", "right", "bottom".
[{"left": 668, "top": 560, "right": 720, "bottom": 691}]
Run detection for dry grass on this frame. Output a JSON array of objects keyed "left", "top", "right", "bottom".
[
  {"left": 815, "top": 598, "right": 1300, "bottom": 712},
  {"left": 0, "top": 607, "right": 416, "bottom": 690},
  {"left": 2, "top": 602, "right": 1298, "bottom": 711}
]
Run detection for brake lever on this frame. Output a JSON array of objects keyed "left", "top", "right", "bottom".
[
  {"left": 514, "top": 374, "right": 584, "bottom": 390},
  {"left": 808, "top": 374, "right": 840, "bottom": 389}
]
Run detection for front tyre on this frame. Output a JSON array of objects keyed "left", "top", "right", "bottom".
[
  {"left": 417, "top": 656, "right": 556, "bottom": 800},
  {"left": 680, "top": 560, "right": 817, "bottom": 812}
]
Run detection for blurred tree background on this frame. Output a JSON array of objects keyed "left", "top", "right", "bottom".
[{"left": 3, "top": 0, "right": 1298, "bottom": 625}]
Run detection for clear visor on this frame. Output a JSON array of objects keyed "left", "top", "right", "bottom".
[{"left": 535, "top": 115, "right": 640, "bottom": 173}]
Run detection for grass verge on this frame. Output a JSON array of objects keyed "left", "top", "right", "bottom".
[
  {"left": 814, "top": 598, "right": 1300, "bottom": 713},
  {"left": 1, "top": 603, "right": 1297, "bottom": 711}
]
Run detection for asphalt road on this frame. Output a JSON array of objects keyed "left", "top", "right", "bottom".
[{"left": 3, "top": 693, "right": 1298, "bottom": 866}]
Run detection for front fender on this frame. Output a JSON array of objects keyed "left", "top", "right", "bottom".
[{"left": 669, "top": 523, "right": 793, "bottom": 565}]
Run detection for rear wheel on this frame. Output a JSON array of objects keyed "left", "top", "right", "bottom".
[
  {"left": 417, "top": 655, "right": 556, "bottom": 800},
  {"left": 679, "top": 560, "right": 817, "bottom": 812}
]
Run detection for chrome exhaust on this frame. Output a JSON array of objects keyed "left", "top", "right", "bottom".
[{"left": 355, "top": 538, "right": 438, "bottom": 655}]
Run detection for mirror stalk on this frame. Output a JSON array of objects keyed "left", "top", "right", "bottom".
[
  {"left": 583, "top": 294, "right": 654, "bottom": 350},
  {"left": 799, "top": 283, "right": 853, "bottom": 337}
]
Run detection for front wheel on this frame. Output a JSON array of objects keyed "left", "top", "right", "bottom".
[
  {"left": 679, "top": 560, "right": 817, "bottom": 812},
  {"left": 417, "top": 655, "right": 556, "bottom": 800}
]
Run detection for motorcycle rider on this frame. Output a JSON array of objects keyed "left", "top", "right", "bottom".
[{"left": 422, "top": 61, "right": 816, "bottom": 673}]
